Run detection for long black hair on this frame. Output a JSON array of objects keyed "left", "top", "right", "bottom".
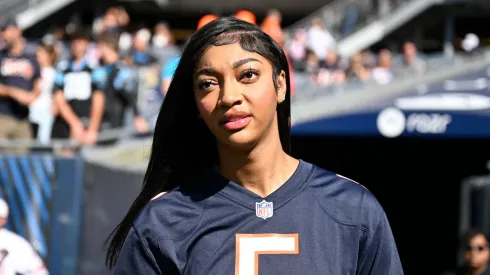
[{"left": 105, "top": 17, "right": 292, "bottom": 268}]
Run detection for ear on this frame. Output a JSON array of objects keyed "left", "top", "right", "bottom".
[{"left": 276, "top": 70, "right": 287, "bottom": 104}]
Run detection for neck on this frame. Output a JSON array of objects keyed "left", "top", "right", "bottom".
[
  {"left": 73, "top": 56, "right": 84, "bottom": 63},
  {"left": 469, "top": 264, "right": 488, "bottom": 275},
  {"left": 9, "top": 39, "right": 24, "bottom": 56},
  {"left": 217, "top": 119, "right": 298, "bottom": 198},
  {"left": 405, "top": 55, "right": 415, "bottom": 64},
  {"left": 106, "top": 54, "right": 119, "bottom": 64}
]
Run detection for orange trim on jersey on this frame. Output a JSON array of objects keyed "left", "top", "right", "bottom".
[
  {"left": 235, "top": 233, "right": 299, "bottom": 275},
  {"left": 151, "top": 192, "right": 167, "bottom": 201}
]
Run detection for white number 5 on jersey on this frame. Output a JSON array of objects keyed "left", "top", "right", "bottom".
[{"left": 235, "top": 234, "right": 299, "bottom": 275}]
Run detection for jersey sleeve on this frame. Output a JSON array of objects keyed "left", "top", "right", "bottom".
[
  {"left": 52, "top": 71, "right": 64, "bottom": 93},
  {"left": 114, "top": 68, "right": 140, "bottom": 116},
  {"left": 356, "top": 191, "right": 403, "bottom": 275},
  {"left": 112, "top": 225, "right": 177, "bottom": 275},
  {"left": 91, "top": 68, "right": 108, "bottom": 91},
  {"left": 160, "top": 58, "right": 180, "bottom": 80},
  {"left": 113, "top": 68, "right": 137, "bottom": 92}
]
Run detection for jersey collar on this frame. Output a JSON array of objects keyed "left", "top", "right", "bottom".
[{"left": 206, "top": 160, "right": 314, "bottom": 211}]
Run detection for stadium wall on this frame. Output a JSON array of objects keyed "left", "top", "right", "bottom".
[{"left": 77, "top": 143, "right": 146, "bottom": 275}]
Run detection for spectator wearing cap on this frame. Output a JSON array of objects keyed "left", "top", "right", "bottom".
[
  {"left": 51, "top": 29, "right": 106, "bottom": 149},
  {"left": 0, "top": 199, "right": 49, "bottom": 275},
  {"left": 0, "top": 17, "right": 42, "bottom": 153}
]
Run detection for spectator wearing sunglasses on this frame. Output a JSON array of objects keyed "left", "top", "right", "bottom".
[{"left": 446, "top": 230, "right": 490, "bottom": 275}]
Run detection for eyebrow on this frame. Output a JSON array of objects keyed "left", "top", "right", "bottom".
[
  {"left": 232, "top": 58, "right": 261, "bottom": 68},
  {"left": 195, "top": 58, "right": 262, "bottom": 77},
  {"left": 195, "top": 68, "right": 217, "bottom": 77}
]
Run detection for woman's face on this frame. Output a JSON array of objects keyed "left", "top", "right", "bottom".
[
  {"left": 194, "top": 42, "right": 286, "bottom": 151},
  {"left": 36, "top": 47, "right": 51, "bottom": 67}
]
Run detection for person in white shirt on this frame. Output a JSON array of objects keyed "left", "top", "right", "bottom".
[
  {"left": 29, "top": 44, "right": 57, "bottom": 144},
  {"left": 372, "top": 49, "right": 394, "bottom": 85},
  {"left": 0, "top": 199, "right": 49, "bottom": 275},
  {"left": 306, "top": 18, "right": 336, "bottom": 60}
]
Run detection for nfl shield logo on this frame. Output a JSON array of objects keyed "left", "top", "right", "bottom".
[{"left": 255, "top": 200, "right": 273, "bottom": 220}]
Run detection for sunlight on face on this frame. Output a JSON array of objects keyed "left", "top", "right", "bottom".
[{"left": 193, "top": 43, "right": 286, "bottom": 151}]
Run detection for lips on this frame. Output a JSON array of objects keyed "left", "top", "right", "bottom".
[{"left": 219, "top": 111, "right": 252, "bottom": 131}]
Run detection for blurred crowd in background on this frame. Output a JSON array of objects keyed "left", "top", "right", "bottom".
[{"left": 0, "top": 5, "right": 483, "bottom": 151}]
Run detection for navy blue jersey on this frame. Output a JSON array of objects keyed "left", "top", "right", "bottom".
[
  {"left": 0, "top": 50, "right": 41, "bottom": 119},
  {"left": 53, "top": 59, "right": 99, "bottom": 119},
  {"left": 113, "top": 160, "right": 403, "bottom": 275}
]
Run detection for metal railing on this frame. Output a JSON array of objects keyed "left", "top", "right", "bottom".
[
  {"left": 292, "top": 48, "right": 490, "bottom": 125},
  {"left": 288, "top": 0, "right": 416, "bottom": 37},
  {"left": 292, "top": 49, "right": 489, "bottom": 103},
  {"left": 0, "top": 127, "right": 149, "bottom": 156},
  {"left": 15, "top": 0, "right": 77, "bottom": 30}
]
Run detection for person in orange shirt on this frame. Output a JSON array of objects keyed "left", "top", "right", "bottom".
[
  {"left": 260, "top": 10, "right": 295, "bottom": 98},
  {"left": 197, "top": 14, "right": 219, "bottom": 30},
  {"left": 260, "top": 9, "right": 284, "bottom": 47},
  {"left": 235, "top": 10, "right": 256, "bottom": 25}
]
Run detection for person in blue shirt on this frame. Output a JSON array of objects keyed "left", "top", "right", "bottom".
[
  {"left": 106, "top": 18, "right": 403, "bottom": 275},
  {"left": 93, "top": 34, "right": 149, "bottom": 134},
  {"left": 159, "top": 56, "right": 180, "bottom": 98}
]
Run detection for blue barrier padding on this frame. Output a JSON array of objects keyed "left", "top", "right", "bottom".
[
  {"left": 0, "top": 153, "right": 84, "bottom": 275},
  {"left": 49, "top": 156, "right": 84, "bottom": 275},
  {"left": 32, "top": 156, "right": 53, "bottom": 199},
  {"left": 0, "top": 155, "right": 24, "bottom": 236},
  {"left": 6, "top": 156, "right": 47, "bottom": 258}
]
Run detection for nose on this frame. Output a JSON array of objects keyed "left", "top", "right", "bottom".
[{"left": 219, "top": 78, "right": 243, "bottom": 107}]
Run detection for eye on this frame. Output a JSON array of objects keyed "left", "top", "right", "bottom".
[
  {"left": 240, "top": 69, "right": 260, "bottom": 83},
  {"left": 197, "top": 80, "right": 216, "bottom": 91}
]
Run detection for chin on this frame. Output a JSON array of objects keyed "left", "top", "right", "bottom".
[{"left": 221, "top": 130, "right": 259, "bottom": 151}]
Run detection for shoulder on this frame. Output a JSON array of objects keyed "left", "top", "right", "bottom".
[
  {"left": 116, "top": 67, "right": 135, "bottom": 79},
  {"left": 20, "top": 52, "right": 37, "bottom": 64},
  {"left": 91, "top": 67, "right": 107, "bottom": 80},
  {"left": 86, "top": 61, "right": 98, "bottom": 71},
  {"left": 0, "top": 229, "right": 33, "bottom": 250},
  {"left": 307, "top": 164, "right": 384, "bottom": 227},
  {"left": 133, "top": 188, "right": 206, "bottom": 241},
  {"left": 161, "top": 57, "right": 180, "bottom": 77},
  {"left": 56, "top": 60, "right": 70, "bottom": 71}
]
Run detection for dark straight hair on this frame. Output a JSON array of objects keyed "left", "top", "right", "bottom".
[{"left": 105, "top": 17, "right": 292, "bottom": 268}]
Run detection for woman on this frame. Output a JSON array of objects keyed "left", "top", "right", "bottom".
[
  {"left": 106, "top": 17, "right": 403, "bottom": 274},
  {"left": 29, "top": 44, "right": 57, "bottom": 144}
]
